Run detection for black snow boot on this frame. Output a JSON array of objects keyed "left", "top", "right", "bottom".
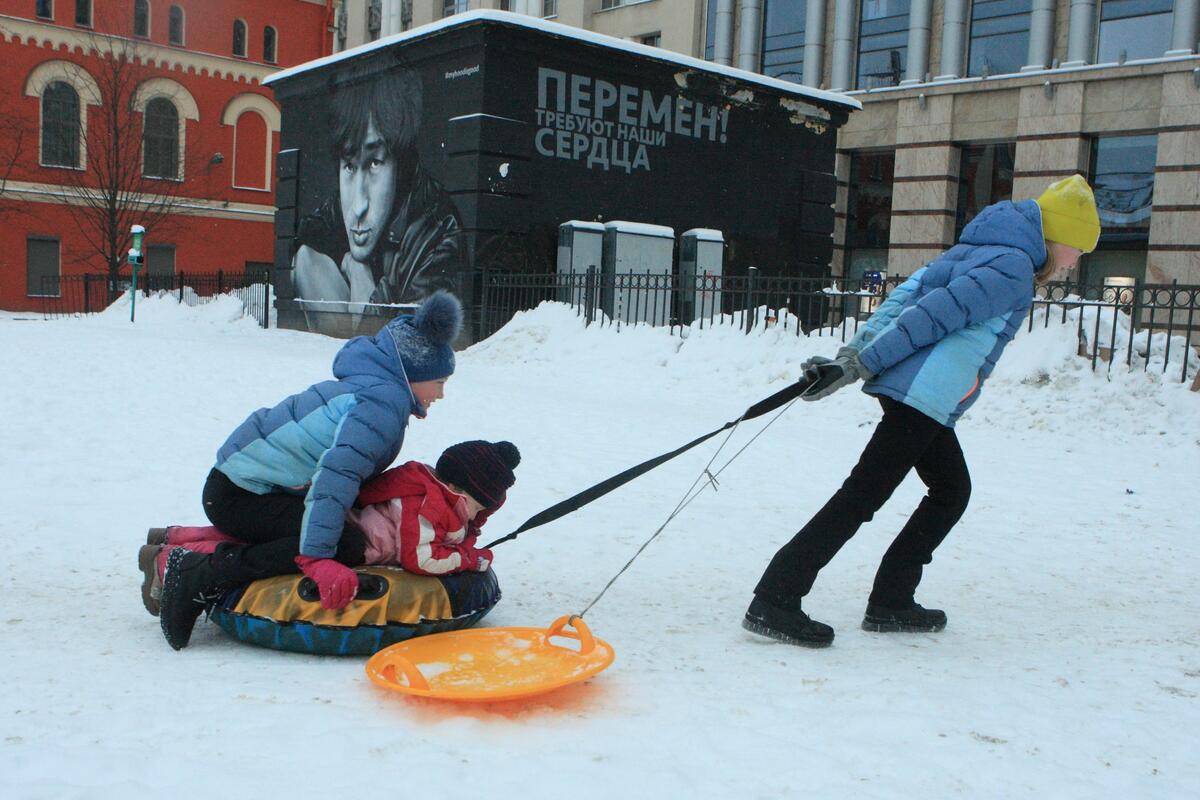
[
  {"left": 861, "top": 602, "right": 947, "bottom": 633},
  {"left": 159, "top": 544, "right": 259, "bottom": 650},
  {"left": 742, "top": 595, "right": 834, "bottom": 648}
]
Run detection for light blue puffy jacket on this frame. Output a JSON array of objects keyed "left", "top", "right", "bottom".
[
  {"left": 214, "top": 327, "right": 416, "bottom": 558},
  {"left": 849, "top": 199, "right": 1047, "bottom": 426}
]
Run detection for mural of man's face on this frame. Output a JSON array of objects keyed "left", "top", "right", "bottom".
[{"left": 339, "top": 118, "right": 397, "bottom": 263}]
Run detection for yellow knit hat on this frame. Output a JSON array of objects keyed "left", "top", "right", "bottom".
[{"left": 1035, "top": 175, "right": 1100, "bottom": 253}]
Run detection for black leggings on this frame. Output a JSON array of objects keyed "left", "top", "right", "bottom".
[
  {"left": 755, "top": 396, "right": 972, "bottom": 608},
  {"left": 201, "top": 468, "right": 366, "bottom": 577}
]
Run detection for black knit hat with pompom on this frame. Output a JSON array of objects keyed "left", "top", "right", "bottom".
[{"left": 436, "top": 440, "right": 521, "bottom": 509}]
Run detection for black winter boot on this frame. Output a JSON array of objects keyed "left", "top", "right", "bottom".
[
  {"left": 742, "top": 595, "right": 834, "bottom": 648},
  {"left": 159, "top": 544, "right": 265, "bottom": 650},
  {"left": 159, "top": 549, "right": 225, "bottom": 650},
  {"left": 861, "top": 602, "right": 947, "bottom": 633}
]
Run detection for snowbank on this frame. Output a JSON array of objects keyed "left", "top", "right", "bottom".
[{"left": 0, "top": 301, "right": 1196, "bottom": 799}]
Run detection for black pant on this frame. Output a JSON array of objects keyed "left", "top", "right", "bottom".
[
  {"left": 755, "top": 396, "right": 971, "bottom": 608},
  {"left": 201, "top": 468, "right": 366, "bottom": 577}
]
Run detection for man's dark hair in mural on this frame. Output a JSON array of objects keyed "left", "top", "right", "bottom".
[{"left": 292, "top": 67, "right": 462, "bottom": 308}]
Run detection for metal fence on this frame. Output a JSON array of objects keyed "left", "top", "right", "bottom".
[
  {"left": 478, "top": 269, "right": 1200, "bottom": 384},
  {"left": 41, "top": 270, "right": 273, "bottom": 328}
]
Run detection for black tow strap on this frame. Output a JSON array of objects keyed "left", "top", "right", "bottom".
[{"left": 484, "top": 377, "right": 813, "bottom": 548}]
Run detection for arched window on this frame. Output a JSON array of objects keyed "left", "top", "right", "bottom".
[
  {"left": 263, "top": 25, "right": 278, "bottom": 64},
  {"left": 143, "top": 97, "right": 179, "bottom": 179},
  {"left": 133, "top": 0, "right": 150, "bottom": 38},
  {"left": 168, "top": 5, "right": 184, "bottom": 46},
  {"left": 232, "top": 19, "right": 247, "bottom": 57},
  {"left": 233, "top": 110, "right": 269, "bottom": 189},
  {"left": 41, "top": 81, "right": 80, "bottom": 168}
]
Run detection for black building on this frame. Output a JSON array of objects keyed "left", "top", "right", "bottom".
[{"left": 265, "top": 10, "right": 858, "bottom": 337}]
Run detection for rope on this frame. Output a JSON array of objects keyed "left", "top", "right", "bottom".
[
  {"left": 483, "top": 377, "right": 813, "bottom": 549},
  {"left": 575, "top": 395, "right": 801, "bottom": 618}
]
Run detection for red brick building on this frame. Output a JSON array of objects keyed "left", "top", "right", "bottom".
[{"left": 0, "top": 0, "right": 334, "bottom": 311}]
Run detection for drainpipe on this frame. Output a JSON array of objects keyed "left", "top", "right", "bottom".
[
  {"left": 1064, "top": 0, "right": 1098, "bottom": 67},
  {"left": 1024, "top": 0, "right": 1056, "bottom": 70},
  {"left": 902, "top": 0, "right": 933, "bottom": 84},
  {"left": 714, "top": 0, "right": 735, "bottom": 66},
  {"left": 1167, "top": 0, "right": 1200, "bottom": 55},
  {"left": 325, "top": 0, "right": 335, "bottom": 56},
  {"left": 803, "top": 0, "right": 827, "bottom": 87},
  {"left": 936, "top": 0, "right": 968, "bottom": 79},
  {"left": 737, "top": 0, "right": 764, "bottom": 72},
  {"left": 830, "top": 0, "right": 857, "bottom": 91}
]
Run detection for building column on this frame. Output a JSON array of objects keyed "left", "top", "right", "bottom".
[
  {"left": 1064, "top": 0, "right": 1098, "bottom": 67},
  {"left": 888, "top": 94, "right": 958, "bottom": 276},
  {"left": 1147, "top": 71, "right": 1200, "bottom": 285},
  {"left": 802, "top": 0, "right": 827, "bottom": 87},
  {"left": 381, "top": 0, "right": 400, "bottom": 36},
  {"left": 902, "top": 0, "right": 933, "bottom": 85},
  {"left": 713, "top": 0, "right": 735, "bottom": 66},
  {"left": 1167, "top": 0, "right": 1200, "bottom": 55},
  {"left": 737, "top": 0, "right": 764, "bottom": 72},
  {"left": 1023, "top": 0, "right": 1056, "bottom": 70},
  {"left": 1012, "top": 80, "right": 1087, "bottom": 206},
  {"left": 935, "top": 0, "right": 968, "bottom": 80},
  {"left": 831, "top": 0, "right": 857, "bottom": 91}
]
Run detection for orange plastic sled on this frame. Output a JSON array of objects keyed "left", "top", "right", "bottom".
[{"left": 365, "top": 615, "right": 615, "bottom": 702}]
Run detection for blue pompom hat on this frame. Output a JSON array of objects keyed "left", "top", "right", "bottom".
[{"left": 386, "top": 290, "right": 463, "bottom": 383}]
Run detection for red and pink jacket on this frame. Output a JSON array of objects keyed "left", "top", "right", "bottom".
[{"left": 347, "top": 461, "right": 495, "bottom": 576}]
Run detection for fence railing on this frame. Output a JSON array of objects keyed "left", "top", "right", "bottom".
[
  {"left": 41, "top": 270, "right": 273, "bottom": 328},
  {"left": 478, "top": 269, "right": 1199, "bottom": 384}
]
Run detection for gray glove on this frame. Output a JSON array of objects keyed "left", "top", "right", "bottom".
[{"left": 801, "top": 348, "right": 871, "bottom": 401}]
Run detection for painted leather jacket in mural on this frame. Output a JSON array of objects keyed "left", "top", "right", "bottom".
[
  {"left": 213, "top": 325, "right": 417, "bottom": 559},
  {"left": 298, "top": 167, "right": 463, "bottom": 305},
  {"left": 848, "top": 199, "right": 1047, "bottom": 427}
]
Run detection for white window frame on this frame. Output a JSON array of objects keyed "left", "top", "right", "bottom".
[
  {"left": 133, "top": 0, "right": 151, "bottom": 38},
  {"left": 263, "top": 25, "right": 278, "bottom": 64},
  {"left": 133, "top": 79, "right": 200, "bottom": 181},
  {"left": 168, "top": 5, "right": 185, "bottom": 46},
  {"left": 24, "top": 60, "right": 101, "bottom": 170},
  {"left": 221, "top": 92, "right": 282, "bottom": 192},
  {"left": 232, "top": 18, "right": 248, "bottom": 58}
]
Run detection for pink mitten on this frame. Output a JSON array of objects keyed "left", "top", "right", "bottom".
[{"left": 294, "top": 556, "right": 359, "bottom": 610}]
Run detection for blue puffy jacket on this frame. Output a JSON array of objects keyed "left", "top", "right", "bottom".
[
  {"left": 848, "top": 199, "right": 1047, "bottom": 427},
  {"left": 214, "top": 327, "right": 417, "bottom": 558}
]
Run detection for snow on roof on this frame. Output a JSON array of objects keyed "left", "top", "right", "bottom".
[
  {"left": 604, "top": 221, "right": 675, "bottom": 238},
  {"left": 683, "top": 228, "right": 725, "bottom": 242},
  {"left": 264, "top": 10, "right": 861, "bottom": 112},
  {"left": 561, "top": 220, "right": 607, "bottom": 232}
]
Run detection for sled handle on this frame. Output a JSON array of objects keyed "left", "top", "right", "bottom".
[
  {"left": 544, "top": 615, "right": 596, "bottom": 656},
  {"left": 376, "top": 651, "right": 430, "bottom": 691}
]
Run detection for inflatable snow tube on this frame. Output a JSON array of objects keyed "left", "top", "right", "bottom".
[{"left": 209, "top": 566, "right": 501, "bottom": 656}]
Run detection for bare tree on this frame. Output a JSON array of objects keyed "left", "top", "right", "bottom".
[
  {"left": 0, "top": 114, "right": 33, "bottom": 220},
  {"left": 47, "top": 30, "right": 210, "bottom": 282}
]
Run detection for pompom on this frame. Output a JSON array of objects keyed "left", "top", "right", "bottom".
[
  {"left": 412, "top": 290, "right": 462, "bottom": 346},
  {"left": 495, "top": 441, "right": 521, "bottom": 470}
]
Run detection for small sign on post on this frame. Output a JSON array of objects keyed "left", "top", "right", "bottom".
[{"left": 128, "top": 225, "right": 145, "bottom": 322}]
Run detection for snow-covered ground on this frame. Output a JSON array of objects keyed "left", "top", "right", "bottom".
[{"left": 1, "top": 294, "right": 1197, "bottom": 799}]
